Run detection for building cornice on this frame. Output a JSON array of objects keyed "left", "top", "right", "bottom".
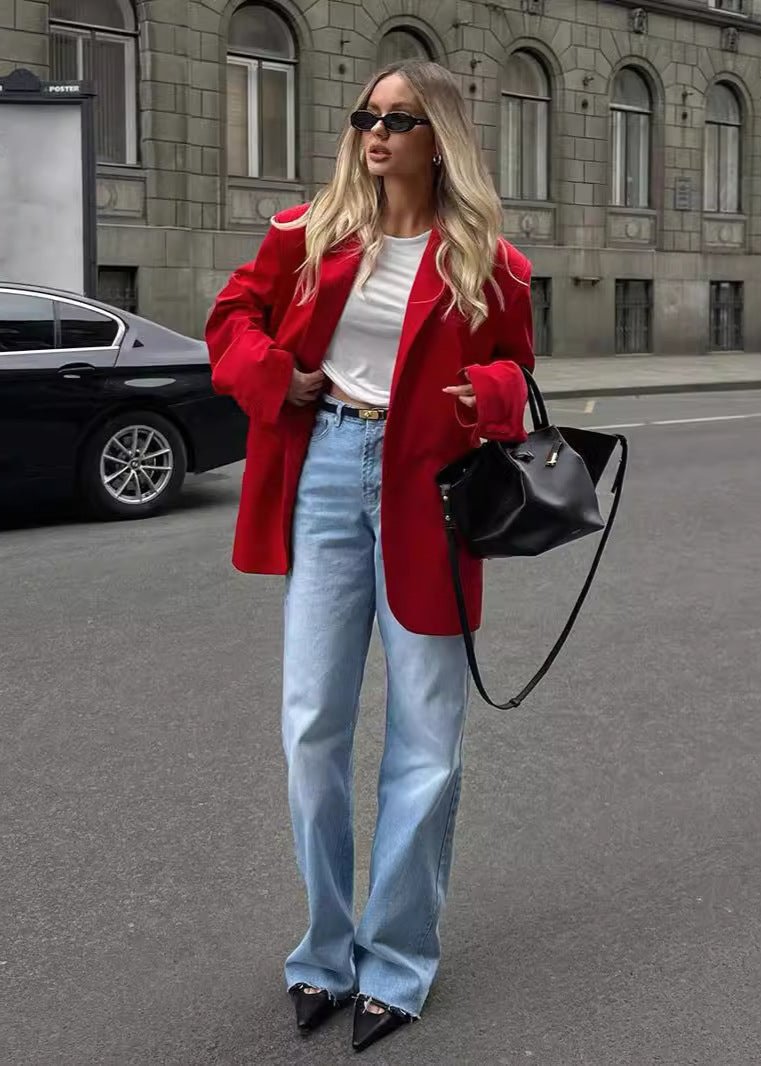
[{"left": 602, "top": 0, "right": 761, "bottom": 35}]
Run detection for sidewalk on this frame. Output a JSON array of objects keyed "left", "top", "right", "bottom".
[{"left": 536, "top": 352, "right": 761, "bottom": 398}]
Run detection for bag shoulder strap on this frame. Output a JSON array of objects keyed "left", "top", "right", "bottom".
[{"left": 446, "top": 434, "right": 628, "bottom": 710}]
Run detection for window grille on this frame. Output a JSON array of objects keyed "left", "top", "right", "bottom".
[
  {"left": 615, "top": 280, "right": 652, "bottom": 353},
  {"left": 709, "top": 281, "right": 743, "bottom": 350}
]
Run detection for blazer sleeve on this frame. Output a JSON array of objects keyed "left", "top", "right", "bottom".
[
  {"left": 205, "top": 222, "right": 295, "bottom": 426},
  {"left": 459, "top": 242, "right": 535, "bottom": 443}
]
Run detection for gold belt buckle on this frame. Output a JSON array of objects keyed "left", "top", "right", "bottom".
[{"left": 358, "top": 408, "right": 382, "bottom": 421}]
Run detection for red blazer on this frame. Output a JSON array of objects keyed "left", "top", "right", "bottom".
[{"left": 205, "top": 203, "right": 534, "bottom": 636}]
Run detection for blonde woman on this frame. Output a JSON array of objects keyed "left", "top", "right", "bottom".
[{"left": 206, "top": 60, "right": 534, "bottom": 1052}]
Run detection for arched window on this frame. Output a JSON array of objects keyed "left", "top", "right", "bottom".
[
  {"left": 227, "top": 4, "right": 296, "bottom": 180},
  {"left": 610, "top": 68, "right": 651, "bottom": 208},
  {"left": 704, "top": 83, "right": 741, "bottom": 213},
  {"left": 378, "top": 28, "right": 432, "bottom": 66},
  {"left": 501, "top": 52, "right": 550, "bottom": 201},
  {"left": 50, "top": 0, "right": 137, "bottom": 165}
]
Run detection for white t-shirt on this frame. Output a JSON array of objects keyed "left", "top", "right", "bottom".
[{"left": 322, "top": 230, "right": 430, "bottom": 407}]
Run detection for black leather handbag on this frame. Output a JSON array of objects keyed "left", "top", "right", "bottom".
[{"left": 436, "top": 367, "right": 628, "bottom": 709}]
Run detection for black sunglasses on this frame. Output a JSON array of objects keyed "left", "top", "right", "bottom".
[{"left": 350, "top": 109, "right": 431, "bottom": 134}]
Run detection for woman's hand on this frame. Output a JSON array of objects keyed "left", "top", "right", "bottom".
[
  {"left": 287, "top": 368, "right": 326, "bottom": 407},
  {"left": 442, "top": 374, "right": 477, "bottom": 410}
]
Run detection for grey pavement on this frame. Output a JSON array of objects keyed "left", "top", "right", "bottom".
[
  {"left": 2, "top": 391, "right": 761, "bottom": 1066},
  {"left": 537, "top": 352, "right": 761, "bottom": 398}
]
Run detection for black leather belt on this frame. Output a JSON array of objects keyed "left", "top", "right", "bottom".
[{"left": 319, "top": 397, "right": 389, "bottom": 421}]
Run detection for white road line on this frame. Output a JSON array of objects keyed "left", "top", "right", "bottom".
[
  {"left": 584, "top": 400, "right": 596, "bottom": 414},
  {"left": 586, "top": 422, "right": 646, "bottom": 430},
  {"left": 652, "top": 413, "right": 761, "bottom": 425},
  {"left": 586, "top": 412, "right": 761, "bottom": 430}
]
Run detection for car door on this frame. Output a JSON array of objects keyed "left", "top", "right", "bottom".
[{"left": 0, "top": 289, "right": 123, "bottom": 499}]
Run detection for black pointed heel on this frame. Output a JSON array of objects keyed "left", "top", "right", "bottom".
[
  {"left": 289, "top": 983, "right": 352, "bottom": 1033},
  {"left": 352, "top": 994, "right": 415, "bottom": 1052}
]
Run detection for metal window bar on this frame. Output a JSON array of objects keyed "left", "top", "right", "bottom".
[
  {"left": 530, "top": 277, "right": 552, "bottom": 356},
  {"left": 710, "top": 282, "right": 743, "bottom": 350},
  {"left": 615, "top": 280, "right": 652, "bottom": 353},
  {"left": 97, "top": 267, "right": 138, "bottom": 314}
]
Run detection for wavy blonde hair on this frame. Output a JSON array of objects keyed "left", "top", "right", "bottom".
[{"left": 272, "top": 60, "right": 505, "bottom": 331}]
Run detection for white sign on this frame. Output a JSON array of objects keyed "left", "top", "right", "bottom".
[{"left": 0, "top": 103, "right": 85, "bottom": 292}]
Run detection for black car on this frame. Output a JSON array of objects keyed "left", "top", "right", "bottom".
[{"left": 0, "top": 284, "right": 248, "bottom": 518}]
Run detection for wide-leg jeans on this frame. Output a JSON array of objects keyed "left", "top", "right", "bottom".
[{"left": 281, "top": 399, "right": 471, "bottom": 1018}]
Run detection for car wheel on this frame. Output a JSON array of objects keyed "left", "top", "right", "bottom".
[{"left": 81, "top": 410, "right": 187, "bottom": 519}]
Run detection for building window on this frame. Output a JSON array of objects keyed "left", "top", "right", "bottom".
[
  {"left": 708, "top": 0, "right": 748, "bottom": 14},
  {"left": 610, "top": 68, "right": 651, "bottom": 208},
  {"left": 378, "top": 28, "right": 432, "bottom": 65},
  {"left": 227, "top": 4, "right": 296, "bottom": 180},
  {"left": 704, "top": 84, "right": 741, "bottom": 214},
  {"left": 50, "top": 0, "right": 138, "bottom": 165},
  {"left": 615, "top": 280, "right": 652, "bottom": 353},
  {"left": 501, "top": 52, "right": 550, "bottom": 201},
  {"left": 98, "top": 267, "right": 138, "bottom": 314},
  {"left": 531, "top": 277, "right": 552, "bottom": 356},
  {"left": 710, "top": 281, "right": 743, "bottom": 350}
]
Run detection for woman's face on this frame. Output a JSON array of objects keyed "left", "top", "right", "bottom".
[{"left": 361, "top": 73, "right": 437, "bottom": 180}]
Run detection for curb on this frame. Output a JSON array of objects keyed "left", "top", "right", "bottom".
[{"left": 542, "top": 379, "right": 761, "bottom": 400}]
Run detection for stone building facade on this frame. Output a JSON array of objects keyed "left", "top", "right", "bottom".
[{"left": 2, "top": 0, "right": 761, "bottom": 356}]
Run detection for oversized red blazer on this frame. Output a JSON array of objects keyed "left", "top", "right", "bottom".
[{"left": 205, "top": 203, "right": 534, "bottom": 636}]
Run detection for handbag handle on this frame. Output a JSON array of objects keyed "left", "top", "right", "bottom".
[
  {"left": 445, "top": 433, "right": 629, "bottom": 710},
  {"left": 524, "top": 368, "right": 549, "bottom": 430}
]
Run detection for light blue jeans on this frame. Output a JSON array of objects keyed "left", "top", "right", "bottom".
[{"left": 281, "top": 398, "right": 471, "bottom": 1018}]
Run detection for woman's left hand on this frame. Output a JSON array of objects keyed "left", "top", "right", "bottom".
[{"left": 442, "top": 378, "right": 477, "bottom": 409}]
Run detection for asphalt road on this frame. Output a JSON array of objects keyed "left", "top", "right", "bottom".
[{"left": 2, "top": 390, "right": 761, "bottom": 1066}]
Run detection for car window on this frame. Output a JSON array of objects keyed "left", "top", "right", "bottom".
[
  {"left": 58, "top": 302, "right": 119, "bottom": 349},
  {"left": 0, "top": 293, "right": 55, "bottom": 353}
]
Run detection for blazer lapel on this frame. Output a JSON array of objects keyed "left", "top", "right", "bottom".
[
  {"left": 298, "top": 238, "right": 362, "bottom": 371},
  {"left": 390, "top": 228, "right": 445, "bottom": 400}
]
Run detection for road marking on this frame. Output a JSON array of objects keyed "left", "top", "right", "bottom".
[
  {"left": 551, "top": 400, "right": 598, "bottom": 415},
  {"left": 652, "top": 413, "right": 761, "bottom": 425},
  {"left": 587, "top": 422, "right": 646, "bottom": 430},
  {"left": 587, "top": 412, "right": 761, "bottom": 431}
]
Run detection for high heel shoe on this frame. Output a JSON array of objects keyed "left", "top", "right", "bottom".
[
  {"left": 351, "top": 994, "right": 415, "bottom": 1052},
  {"left": 289, "top": 983, "right": 352, "bottom": 1033}
]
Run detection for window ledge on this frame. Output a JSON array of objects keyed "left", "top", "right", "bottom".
[
  {"left": 607, "top": 206, "right": 657, "bottom": 216},
  {"left": 97, "top": 163, "right": 145, "bottom": 177},
  {"left": 227, "top": 175, "right": 305, "bottom": 190},
  {"left": 501, "top": 198, "right": 554, "bottom": 209}
]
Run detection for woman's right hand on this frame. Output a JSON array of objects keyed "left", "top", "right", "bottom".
[{"left": 286, "top": 368, "right": 326, "bottom": 407}]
